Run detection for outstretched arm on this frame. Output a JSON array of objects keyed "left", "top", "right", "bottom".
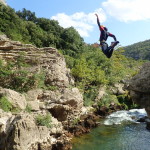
[
  {"left": 95, "top": 14, "right": 104, "bottom": 31},
  {"left": 95, "top": 14, "right": 101, "bottom": 28}
]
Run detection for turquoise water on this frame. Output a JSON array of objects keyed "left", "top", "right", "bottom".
[{"left": 72, "top": 122, "right": 150, "bottom": 150}]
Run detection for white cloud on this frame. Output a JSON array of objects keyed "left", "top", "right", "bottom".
[
  {"left": 102, "top": 0, "right": 150, "bottom": 22},
  {"left": 51, "top": 8, "right": 106, "bottom": 37}
]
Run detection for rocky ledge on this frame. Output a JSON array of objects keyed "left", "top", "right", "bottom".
[{"left": 0, "top": 35, "right": 102, "bottom": 150}]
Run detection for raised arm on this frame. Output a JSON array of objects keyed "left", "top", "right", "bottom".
[
  {"left": 95, "top": 14, "right": 104, "bottom": 31},
  {"left": 95, "top": 14, "right": 101, "bottom": 28}
]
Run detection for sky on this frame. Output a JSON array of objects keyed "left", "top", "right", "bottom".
[{"left": 4, "top": 0, "right": 150, "bottom": 46}]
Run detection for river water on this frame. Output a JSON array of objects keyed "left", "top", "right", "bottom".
[{"left": 72, "top": 109, "right": 150, "bottom": 150}]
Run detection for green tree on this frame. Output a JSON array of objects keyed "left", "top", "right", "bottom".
[
  {"left": 61, "top": 27, "right": 84, "bottom": 55},
  {"left": 16, "top": 8, "right": 37, "bottom": 22},
  {"left": 25, "top": 21, "right": 45, "bottom": 47}
]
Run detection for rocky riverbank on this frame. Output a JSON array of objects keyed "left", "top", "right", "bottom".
[
  {"left": 0, "top": 35, "right": 117, "bottom": 150},
  {"left": 0, "top": 35, "right": 140, "bottom": 150}
]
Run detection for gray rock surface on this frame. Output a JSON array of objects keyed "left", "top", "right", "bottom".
[
  {"left": 127, "top": 62, "right": 150, "bottom": 117},
  {"left": 0, "top": 88, "right": 27, "bottom": 110},
  {"left": 6, "top": 114, "right": 52, "bottom": 150}
]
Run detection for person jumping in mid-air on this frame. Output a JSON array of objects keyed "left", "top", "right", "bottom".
[{"left": 95, "top": 13, "right": 119, "bottom": 58}]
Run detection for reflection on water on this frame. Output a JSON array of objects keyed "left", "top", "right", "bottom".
[{"left": 72, "top": 109, "right": 150, "bottom": 150}]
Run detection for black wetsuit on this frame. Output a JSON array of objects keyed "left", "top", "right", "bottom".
[{"left": 96, "top": 17, "right": 118, "bottom": 58}]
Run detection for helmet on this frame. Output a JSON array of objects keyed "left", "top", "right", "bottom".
[
  {"left": 101, "top": 25, "right": 108, "bottom": 31},
  {"left": 104, "top": 26, "right": 108, "bottom": 31}
]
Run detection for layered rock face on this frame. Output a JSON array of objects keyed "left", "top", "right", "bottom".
[
  {"left": 0, "top": 35, "right": 83, "bottom": 150},
  {"left": 127, "top": 62, "right": 150, "bottom": 117}
]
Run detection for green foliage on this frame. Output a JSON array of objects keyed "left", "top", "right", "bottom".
[
  {"left": 0, "top": 5, "right": 64, "bottom": 48},
  {"left": 65, "top": 46, "right": 142, "bottom": 106},
  {"left": 16, "top": 8, "right": 36, "bottom": 22},
  {"left": 34, "top": 72, "right": 46, "bottom": 89},
  {"left": 25, "top": 104, "right": 32, "bottom": 113},
  {"left": 117, "top": 93, "right": 139, "bottom": 109},
  {"left": 36, "top": 114, "right": 52, "bottom": 128},
  {"left": 64, "top": 55, "right": 75, "bottom": 69},
  {"left": 0, "top": 4, "right": 30, "bottom": 43},
  {"left": 0, "top": 57, "right": 46, "bottom": 92},
  {"left": 72, "top": 57, "right": 91, "bottom": 83},
  {"left": 72, "top": 117, "right": 80, "bottom": 126},
  {"left": 0, "top": 6, "right": 85, "bottom": 50},
  {"left": 45, "top": 85, "right": 58, "bottom": 91},
  {"left": 124, "top": 39, "right": 150, "bottom": 60},
  {"left": 0, "top": 96, "right": 12, "bottom": 112},
  {"left": 61, "top": 27, "right": 84, "bottom": 54},
  {"left": 98, "top": 94, "right": 118, "bottom": 107},
  {"left": 83, "top": 86, "right": 98, "bottom": 106},
  {"left": 15, "top": 52, "right": 29, "bottom": 68}
]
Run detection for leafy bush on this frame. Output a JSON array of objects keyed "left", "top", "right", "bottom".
[
  {"left": 0, "top": 96, "right": 12, "bottom": 112},
  {"left": 35, "top": 114, "right": 52, "bottom": 128},
  {"left": 117, "top": 93, "right": 139, "bottom": 109},
  {"left": 98, "top": 94, "right": 118, "bottom": 107},
  {"left": 25, "top": 104, "right": 32, "bottom": 113},
  {"left": 83, "top": 86, "right": 98, "bottom": 106},
  {"left": 0, "top": 56, "right": 46, "bottom": 92},
  {"left": 45, "top": 85, "right": 58, "bottom": 91},
  {"left": 70, "top": 47, "right": 142, "bottom": 106}
]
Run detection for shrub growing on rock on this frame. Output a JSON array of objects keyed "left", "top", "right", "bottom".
[
  {"left": 0, "top": 96, "right": 12, "bottom": 112},
  {"left": 35, "top": 114, "right": 52, "bottom": 128}
]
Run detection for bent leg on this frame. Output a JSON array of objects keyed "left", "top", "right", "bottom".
[
  {"left": 101, "top": 42, "right": 112, "bottom": 57},
  {"left": 102, "top": 43, "right": 113, "bottom": 58},
  {"left": 107, "top": 41, "right": 119, "bottom": 58},
  {"left": 101, "top": 42, "right": 108, "bottom": 55},
  {"left": 101, "top": 42, "right": 115, "bottom": 58},
  {"left": 107, "top": 47, "right": 114, "bottom": 58}
]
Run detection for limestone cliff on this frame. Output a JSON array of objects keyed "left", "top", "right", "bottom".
[{"left": 0, "top": 35, "right": 84, "bottom": 150}]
